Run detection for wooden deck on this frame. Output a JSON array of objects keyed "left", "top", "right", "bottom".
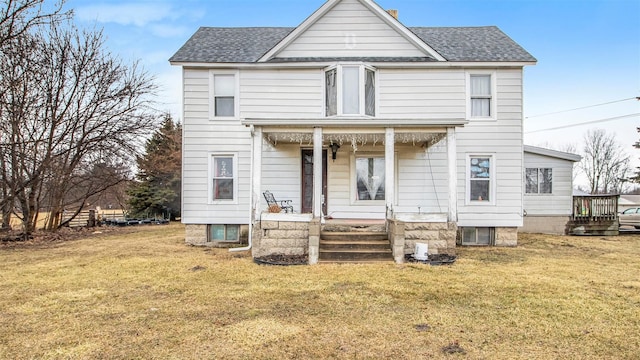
[{"left": 568, "top": 195, "right": 619, "bottom": 236}]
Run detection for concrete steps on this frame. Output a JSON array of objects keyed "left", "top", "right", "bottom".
[{"left": 319, "top": 223, "right": 392, "bottom": 263}]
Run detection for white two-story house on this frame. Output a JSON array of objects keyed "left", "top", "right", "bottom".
[{"left": 170, "top": 0, "right": 537, "bottom": 263}]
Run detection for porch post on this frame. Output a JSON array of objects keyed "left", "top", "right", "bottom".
[
  {"left": 447, "top": 127, "right": 457, "bottom": 222},
  {"left": 385, "top": 128, "right": 395, "bottom": 213},
  {"left": 313, "top": 127, "right": 323, "bottom": 218},
  {"left": 252, "top": 126, "right": 263, "bottom": 219}
]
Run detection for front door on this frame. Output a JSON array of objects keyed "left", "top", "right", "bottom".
[{"left": 301, "top": 149, "right": 327, "bottom": 214}]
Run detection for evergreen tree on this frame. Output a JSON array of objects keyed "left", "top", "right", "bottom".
[{"left": 128, "top": 114, "right": 182, "bottom": 220}]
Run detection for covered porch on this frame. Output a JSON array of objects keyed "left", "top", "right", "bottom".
[{"left": 243, "top": 120, "right": 464, "bottom": 263}]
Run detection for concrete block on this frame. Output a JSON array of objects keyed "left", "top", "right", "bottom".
[
  {"left": 185, "top": 224, "right": 207, "bottom": 245},
  {"left": 261, "top": 221, "right": 279, "bottom": 230}
]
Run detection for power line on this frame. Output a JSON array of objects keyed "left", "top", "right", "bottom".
[
  {"left": 525, "top": 97, "right": 639, "bottom": 119},
  {"left": 525, "top": 113, "right": 640, "bottom": 134}
]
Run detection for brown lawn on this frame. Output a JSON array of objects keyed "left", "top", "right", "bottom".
[{"left": 0, "top": 223, "right": 638, "bottom": 359}]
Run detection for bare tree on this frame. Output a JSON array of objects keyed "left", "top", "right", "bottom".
[
  {"left": 0, "top": 18, "right": 159, "bottom": 234},
  {"left": 632, "top": 127, "right": 640, "bottom": 184},
  {"left": 0, "top": 0, "right": 70, "bottom": 230},
  {"left": 579, "top": 129, "right": 631, "bottom": 194},
  {"left": 0, "top": 0, "right": 69, "bottom": 47}
]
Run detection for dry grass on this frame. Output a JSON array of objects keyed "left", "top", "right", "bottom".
[{"left": 1, "top": 224, "right": 639, "bottom": 359}]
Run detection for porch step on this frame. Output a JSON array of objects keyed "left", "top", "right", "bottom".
[
  {"left": 319, "top": 228, "right": 392, "bottom": 263},
  {"left": 320, "top": 239, "right": 390, "bottom": 251},
  {"left": 320, "top": 231, "right": 388, "bottom": 241},
  {"left": 319, "top": 248, "right": 392, "bottom": 262}
]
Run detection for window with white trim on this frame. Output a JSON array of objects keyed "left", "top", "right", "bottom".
[
  {"left": 211, "top": 72, "right": 237, "bottom": 118},
  {"left": 210, "top": 154, "right": 237, "bottom": 202},
  {"left": 208, "top": 224, "right": 239, "bottom": 242},
  {"left": 525, "top": 168, "right": 552, "bottom": 194},
  {"left": 459, "top": 227, "right": 495, "bottom": 245},
  {"left": 467, "top": 72, "right": 495, "bottom": 119},
  {"left": 326, "top": 65, "right": 375, "bottom": 117},
  {"left": 467, "top": 155, "right": 494, "bottom": 203},
  {"left": 355, "top": 156, "right": 385, "bottom": 201}
]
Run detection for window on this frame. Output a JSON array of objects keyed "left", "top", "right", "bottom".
[
  {"left": 467, "top": 155, "right": 493, "bottom": 203},
  {"left": 467, "top": 72, "right": 495, "bottom": 119},
  {"left": 210, "top": 154, "right": 237, "bottom": 202},
  {"left": 211, "top": 72, "right": 237, "bottom": 118},
  {"left": 208, "top": 224, "right": 239, "bottom": 242},
  {"left": 459, "top": 227, "right": 495, "bottom": 245},
  {"left": 325, "top": 65, "right": 375, "bottom": 117},
  {"left": 356, "top": 156, "right": 385, "bottom": 200},
  {"left": 525, "top": 168, "right": 552, "bottom": 194}
]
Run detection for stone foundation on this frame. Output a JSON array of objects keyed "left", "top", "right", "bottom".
[
  {"left": 520, "top": 215, "right": 571, "bottom": 235},
  {"left": 185, "top": 224, "right": 207, "bottom": 245},
  {"left": 252, "top": 219, "right": 310, "bottom": 258},
  {"left": 494, "top": 227, "right": 518, "bottom": 246},
  {"left": 388, "top": 220, "right": 457, "bottom": 263}
]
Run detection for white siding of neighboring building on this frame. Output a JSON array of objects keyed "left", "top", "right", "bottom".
[
  {"left": 523, "top": 152, "right": 575, "bottom": 216},
  {"left": 276, "top": 0, "right": 427, "bottom": 59}
]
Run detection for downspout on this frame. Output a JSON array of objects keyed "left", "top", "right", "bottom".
[{"left": 230, "top": 125, "right": 255, "bottom": 252}]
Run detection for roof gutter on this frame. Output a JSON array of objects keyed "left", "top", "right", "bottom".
[{"left": 169, "top": 60, "right": 537, "bottom": 69}]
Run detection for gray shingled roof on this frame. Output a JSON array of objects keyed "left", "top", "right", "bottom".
[
  {"left": 411, "top": 26, "right": 536, "bottom": 62},
  {"left": 169, "top": 26, "right": 536, "bottom": 64}
]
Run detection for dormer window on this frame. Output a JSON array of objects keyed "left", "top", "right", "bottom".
[{"left": 326, "top": 65, "right": 375, "bottom": 117}]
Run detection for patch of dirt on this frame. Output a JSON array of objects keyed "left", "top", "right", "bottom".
[
  {"left": 442, "top": 341, "right": 466, "bottom": 355},
  {"left": 0, "top": 226, "right": 134, "bottom": 249},
  {"left": 405, "top": 253, "right": 457, "bottom": 265},
  {"left": 254, "top": 254, "right": 308, "bottom": 266}
]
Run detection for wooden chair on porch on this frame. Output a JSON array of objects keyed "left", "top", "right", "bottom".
[{"left": 263, "top": 191, "right": 294, "bottom": 213}]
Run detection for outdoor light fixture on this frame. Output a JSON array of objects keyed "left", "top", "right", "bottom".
[{"left": 330, "top": 142, "right": 340, "bottom": 161}]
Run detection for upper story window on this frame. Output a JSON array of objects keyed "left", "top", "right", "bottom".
[
  {"left": 467, "top": 72, "right": 496, "bottom": 120},
  {"left": 210, "top": 71, "right": 238, "bottom": 119},
  {"left": 326, "top": 65, "right": 375, "bottom": 117},
  {"left": 525, "top": 168, "right": 552, "bottom": 194}
]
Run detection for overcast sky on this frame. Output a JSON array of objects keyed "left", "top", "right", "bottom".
[{"left": 67, "top": 0, "right": 640, "bottom": 175}]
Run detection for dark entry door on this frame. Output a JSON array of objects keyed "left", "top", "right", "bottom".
[{"left": 301, "top": 149, "right": 327, "bottom": 214}]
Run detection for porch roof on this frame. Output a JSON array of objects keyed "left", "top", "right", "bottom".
[{"left": 242, "top": 117, "right": 468, "bottom": 128}]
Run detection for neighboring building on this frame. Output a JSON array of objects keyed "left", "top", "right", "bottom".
[
  {"left": 618, "top": 195, "right": 640, "bottom": 213},
  {"left": 520, "top": 145, "right": 581, "bottom": 235},
  {"left": 170, "top": 0, "right": 537, "bottom": 263}
]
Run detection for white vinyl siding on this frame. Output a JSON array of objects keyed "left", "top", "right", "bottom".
[
  {"left": 457, "top": 69, "right": 524, "bottom": 227},
  {"left": 377, "top": 69, "right": 466, "bottom": 119},
  {"left": 523, "top": 152, "right": 575, "bottom": 216},
  {"left": 275, "top": 0, "right": 426, "bottom": 59},
  {"left": 240, "top": 69, "right": 323, "bottom": 119},
  {"left": 183, "top": 68, "right": 251, "bottom": 224},
  {"left": 182, "top": 65, "right": 526, "bottom": 229}
]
